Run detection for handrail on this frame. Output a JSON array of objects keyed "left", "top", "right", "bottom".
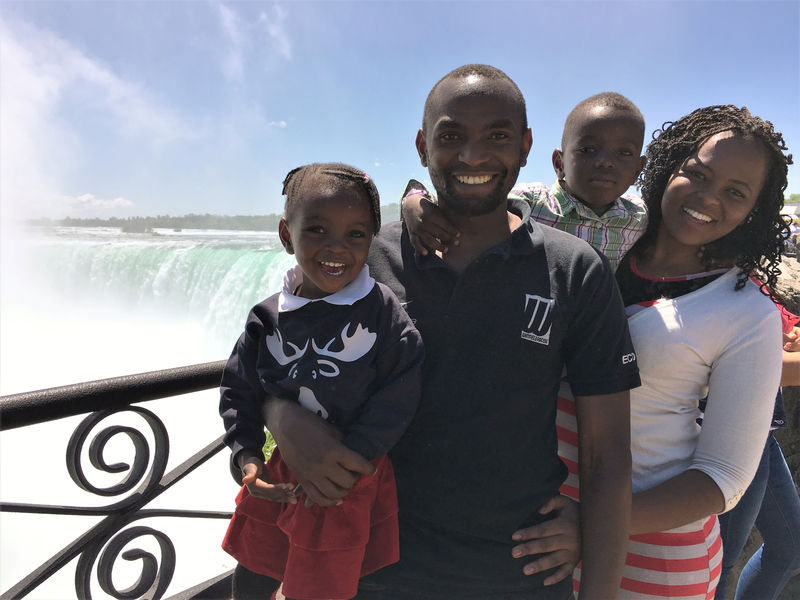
[
  {"left": 0, "top": 360, "right": 235, "bottom": 600},
  {"left": 0, "top": 360, "right": 227, "bottom": 430}
]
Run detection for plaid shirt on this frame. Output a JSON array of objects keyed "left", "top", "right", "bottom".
[{"left": 509, "top": 181, "right": 648, "bottom": 271}]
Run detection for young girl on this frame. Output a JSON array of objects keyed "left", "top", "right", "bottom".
[
  {"left": 219, "top": 163, "right": 424, "bottom": 600},
  {"left": 607, "top": 105, "right": 791, "bottom": 598}
]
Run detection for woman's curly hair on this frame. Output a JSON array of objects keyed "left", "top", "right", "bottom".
[{"left": 635, "top": 105, "right": 792, "bottom": 291}]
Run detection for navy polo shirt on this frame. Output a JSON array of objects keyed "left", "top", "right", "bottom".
[{"left": 362, "top": 199, "right": 640, "bottom": 599}]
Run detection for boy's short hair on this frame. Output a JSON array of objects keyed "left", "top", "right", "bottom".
[
  {"left": 562, "top": 92, "right": 645, "bottom": 148},
  {"left": 282, "top": 163, "right": 381, "bottom": 234}
]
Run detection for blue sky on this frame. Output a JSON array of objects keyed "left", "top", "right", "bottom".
[{"left": 1, "top": 0, "right": 798, "bottom": 220}]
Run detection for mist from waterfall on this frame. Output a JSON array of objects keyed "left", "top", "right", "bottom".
[{"left": 0, "top": 226, "right": 296, "bottom": 598}]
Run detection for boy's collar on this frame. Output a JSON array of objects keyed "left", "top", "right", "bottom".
[
  {"left": 278, "top": 264, "right": 375, "bottom": 312},
  {"left": 551, "top": 180, "right": 637, "bottom": 218}
]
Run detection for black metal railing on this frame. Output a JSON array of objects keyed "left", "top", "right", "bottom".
[{"left": 0, "top": 360, "right": 237, "bottom": 600}]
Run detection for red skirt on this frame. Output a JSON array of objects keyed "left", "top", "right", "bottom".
[{"left": 222, "top": 449, "right": 399, "bottom": 600}]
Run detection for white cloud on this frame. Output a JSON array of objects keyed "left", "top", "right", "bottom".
[
  {"left": 260, "top": 5, "right": 291, "bottom": 60},
  {"left": 267, "top": 120, "right": 287, "bottom": 128},
  {"left": 218, "top": 3, "right": 245, "bottom": 82},
  {"left": 216, "top": 3, "right": 292, "bottom": 84},
  {"left": 64, "top": 193, "right": 133, "bottom": 214},
  {"left": 0, "top": 17, "right": 194, "bottom": 220}
]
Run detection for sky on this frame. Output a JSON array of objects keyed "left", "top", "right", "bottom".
[{"left": 0, "top": 0, "right": 798, "bottom": 221}]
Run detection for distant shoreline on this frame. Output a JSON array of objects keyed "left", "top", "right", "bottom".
[
  {"left": 25, "top": 203, "right": 402, "bottom": 233},
  {"left": 22, "top": 199, "right": 797, "bottom": 232}
]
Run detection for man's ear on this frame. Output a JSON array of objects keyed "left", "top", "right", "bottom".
[
  {"left": 278, "top": 218, "right": 294, "bottom": 255},
  {"left": 552, "top": 148, "right": 566, "bottom": 179},
  {"left": 415, "top": 129, "right": 428, "bottom": 167},
  {"left": 519, "top": 128, "right": 533, "bottom": 167}
]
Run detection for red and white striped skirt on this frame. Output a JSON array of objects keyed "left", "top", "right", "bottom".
[{"left": 557, "top": 382, "right": 722, "bottom": 599}]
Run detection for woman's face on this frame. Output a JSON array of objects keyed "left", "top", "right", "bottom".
[{"left": 659, "top": 131, "right": 768, "bottom": 252}]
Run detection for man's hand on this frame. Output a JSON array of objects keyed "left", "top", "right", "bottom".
[
  {"left": 239, "top": 454, "right": 297, "bottom": 503},
  {"left": 402, "top": 194, "right": 460, "bottom": 256},
  {"left": 263, "top": 399, "right": 375, "bottom": 507},
  {"left": 511, "top": 495, "right": 580, "bottom": 584}
]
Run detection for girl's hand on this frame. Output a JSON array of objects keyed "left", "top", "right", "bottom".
[
  {"left": 510, "top": 495, "right": 580, "bottom": 584},
  {"left": 240, "top": 455, "right": 297, "bottom": 503},
  {"left": 402, "top": 194, "right": 460, "bottom": 256}
]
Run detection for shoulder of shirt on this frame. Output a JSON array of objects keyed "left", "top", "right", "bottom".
[
  {"left": 509, "top": 181, "right": 551, "bottom": 199},
  {"left": 372, "top": 280, "right": 402, "bottom": 304},
  {"left": 245, "top": 292, "right": 281, "bottom": 328},
  {"left": 251, "top": 291, "right": 280, "bottom": 312},
  {"left": 618, "top": 193, "right": 648, "bottom": 215},
  {"left": 536, "top": 220, "right": 601, "bottom": 256},
  {"left": 376, "top": 219, "right": 403, "bottom": 236},
  {"left": 372, "top": 220, "right": 403, "bottom": 248}
]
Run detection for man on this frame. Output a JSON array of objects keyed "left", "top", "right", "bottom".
[{"left": 262, "top": 65, "right": 638, "bottom": 599}]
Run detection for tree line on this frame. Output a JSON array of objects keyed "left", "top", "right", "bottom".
[{"left": 27, "top": 204, "right": 402, "bottom": 232}]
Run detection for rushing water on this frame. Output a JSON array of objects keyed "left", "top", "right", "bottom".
[{"left": 0, "top": 226, "right": 296, "bottom": 598}]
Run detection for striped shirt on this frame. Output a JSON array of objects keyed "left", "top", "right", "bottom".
[{"left": 508, "top": 181, "right": 647, "bottom": 271}]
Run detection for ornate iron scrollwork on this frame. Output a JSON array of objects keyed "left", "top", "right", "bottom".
[
  {"left": 0, "top": 360, "right": 232, "bottom": 599},
  {"left": 75, "top": 525, "right": 176, "bottom": 600},
  {"left": 66, "top": 407, "right": 169, "bottom": 503}
]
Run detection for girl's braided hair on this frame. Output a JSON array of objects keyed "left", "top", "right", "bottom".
[
  {"left": 635, "top": 105, "right": 792, "bottom": 291},
  {"left": 282, "top": 163, "right": 381, "bottom": 233}
]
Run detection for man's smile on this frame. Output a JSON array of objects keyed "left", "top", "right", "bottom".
[{"left": 454, "top": 174, "right": 495, "bottom": 185}]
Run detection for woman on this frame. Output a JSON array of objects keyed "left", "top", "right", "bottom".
[{"left": 611, "top": 105, "right": 792, "bottom": 599}]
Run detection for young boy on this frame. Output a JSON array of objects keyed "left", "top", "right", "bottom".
[{"left": 403, "top": 92, "right": 647, "bottom": 271}]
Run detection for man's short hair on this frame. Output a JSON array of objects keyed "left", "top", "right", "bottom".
[{"left": 422, "top": 64, "right": 528, "bottom": 134}]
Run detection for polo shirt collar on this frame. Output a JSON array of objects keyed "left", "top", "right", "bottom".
[
  {"left": 410, "top": 197, "right": 538, "bottom": 269},
  {"left": 278, "top": 264, "right": 375, "bottom": 312}
]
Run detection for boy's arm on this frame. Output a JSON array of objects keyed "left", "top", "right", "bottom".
[
  {"left": 573, "top": 390, "right": 632, "bottom": 598},
  {"left": 400, "top": 180, "right": 460, "bottom": 255}
]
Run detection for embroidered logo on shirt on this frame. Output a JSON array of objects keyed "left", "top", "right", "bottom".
[
  {"left": 521, "top": 294, "right": 554, "bottom": 345},
  {"left": 266, "top": 323, "right": 377, "bottom": 418}
]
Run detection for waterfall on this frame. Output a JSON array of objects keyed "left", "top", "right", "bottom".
[{"left": 1, "top": 227, "right": 296, "bottom": 393}]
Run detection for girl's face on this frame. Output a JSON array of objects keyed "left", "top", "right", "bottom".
[
  {"left": 279, "top": 181, "right": 374, "bottom": 300},
  {"left": 659, "top": 131, "right": 768, "bottom": 253}
]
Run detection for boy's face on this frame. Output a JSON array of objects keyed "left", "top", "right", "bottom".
[
  {"left": 417, "top": 76, "right": 532, "bottom": 217},
  {"left": 553, "top": 106, "right": 646, "bottom": 213},
  {"left": 279, "top": 179, "right": 374, "bottom": 300}
]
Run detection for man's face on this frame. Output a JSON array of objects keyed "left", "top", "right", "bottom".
[{"left": 416, "top": 77, "right": 532, "bottom": 217}]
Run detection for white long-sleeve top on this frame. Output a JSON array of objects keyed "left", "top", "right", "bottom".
[{"left": 627, "top": 268, "right": 783, "bottom": 511}]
